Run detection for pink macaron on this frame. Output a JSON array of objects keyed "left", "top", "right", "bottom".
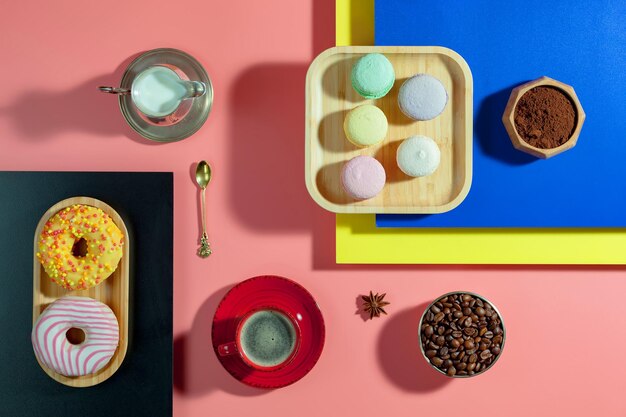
[{"left": 341, "top": 156, "right": 386, "bottom": 200}]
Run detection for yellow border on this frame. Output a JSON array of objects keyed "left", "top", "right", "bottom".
[{"left": 334, "top": 0, "right": 626, "bottom": 264}]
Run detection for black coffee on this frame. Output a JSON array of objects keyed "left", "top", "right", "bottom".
[
  {"left": 240, "top": 310, "right": 296, "bottom": 367},
  {"left": 420, "top": 292, "right": 504, "bottom": 377}
]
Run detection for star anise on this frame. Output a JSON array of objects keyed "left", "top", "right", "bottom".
[{"left": 361, "top": 291, "right": 390, "bottom": 319}]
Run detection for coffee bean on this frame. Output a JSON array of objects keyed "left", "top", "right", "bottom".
[
  {"left": 462, "top": 294, "right": 472, "bottom": 302},
  {"left": 431, "top": 357, "right": 444, "bottom": 367},
  {"left": 494, "top": 327, "right": 503, "bottom": 335},
  {"left": 464, "top": 317, "right": 473, "bottom": 327},
  {"left": 443, "top": 359, "right": 453, "bottom": 368},
  {"left": 424, "top": 325, "right": 434, "bottom": 337},
  {"left": 479, "top": 327, "right": 487, "bottom": 337},
  {"left": 480, "top": 350, "right": 492, "bottom": 360},
  {"left": 437, "top": 326, "right": 445, "bottom": 335},
  {"left": 453, "top": 310, "right": 463, "bottom": 318},
  {"left": 439, "top": 347, "right": 449, "bottom": 356},
  {"left": 469, "top": 353, "right": 478, "bottom": 363},
  {"left": 457, "top": 370, "right": 468, "bottom": 376},
  {"left": 479, "top": 343, "right": 489, "bottom": 351},
  {"left": 464, "top": 339, "right": 475, "bottom": 349},
  {"left": 457, "top": 362, "right": 467, "bottom": 371},
  {"left": 436, "top": 336, "right": 445, "bottom": 346},
  {"left": 467, "top": 362, "right": 476, "bottom": 371},
  {"left": 430, "top": 305, "right": 441, "bottom": 314},
  {"left": 476, "top": 307, "right": 486, "bottom": 316},
  {"left": 476, "top": 299, "right": 484, "bottom": 307},
  {"left": 447, "top": 366, "right": 457, "bottom": 376},
  {"left": 464, "top": 327, "right": 477, "bottom": 337},
  {"left": 434, "top": 312, "right": 445, "bottom": 323},
  {"left": 450, "top": 339, "right": 461, "bottom": 348},
  {"left": 452, "top": 330, "right": 463, "bottom": 338},
  {"left": 484, "top": 331, "right": 494, "bottom": 339},
  {"left": 491, "top": 346, "right": 501, "bottom": 356},
  {"left": 493, "top": 335, "right": 503, "bottom": 345},
  {"left": 425, "top": 349, "right": 437, "bottom": 358}
]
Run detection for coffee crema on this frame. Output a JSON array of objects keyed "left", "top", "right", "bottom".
[{"left": 240, "top": 310, "right": 297, "bottom": 368}]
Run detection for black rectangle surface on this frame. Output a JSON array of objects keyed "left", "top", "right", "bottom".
[{"left": 0, "top": 172, "right": 173, "bottom": 417}]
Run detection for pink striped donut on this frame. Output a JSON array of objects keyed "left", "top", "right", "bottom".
[{"left": 32, "top": 296, "right": 119, "bottom": 377}]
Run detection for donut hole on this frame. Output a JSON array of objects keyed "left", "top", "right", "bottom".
[
  {"left": 71, "top": 238, "right": 88, "bottom": 258},
  {"left": 66, "top": 327, "right": 86, "bottom": 345}
]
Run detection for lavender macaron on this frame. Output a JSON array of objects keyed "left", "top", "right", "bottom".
[
  {"left": 341, "top": 156, "right": 386, "bottom": 200},
  {"left": 398, "top": 74, "right": 448, "bottom": 121}
]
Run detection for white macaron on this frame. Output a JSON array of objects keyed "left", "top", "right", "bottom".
[{"left": 396, "top": 135, "right": 441, "bottom": 177}]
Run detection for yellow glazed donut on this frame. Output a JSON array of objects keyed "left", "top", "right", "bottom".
[{"left": 36, "top": 204, "right": 124, "bottom": 290}]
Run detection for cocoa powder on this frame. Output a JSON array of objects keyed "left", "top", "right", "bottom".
[{"left": 514, "top": 86, "right": 576, "bottom": 149}]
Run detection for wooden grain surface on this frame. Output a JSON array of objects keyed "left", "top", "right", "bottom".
[
  {"left": 32, "top": 197, "right": 129, "bottom": 387},
  {"left": 305, "top": 46, "right": 473, "bottom": 213}
]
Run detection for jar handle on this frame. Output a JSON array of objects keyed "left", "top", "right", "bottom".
[{"left": 98, "top": 86, "right": 131, "bottom": 95}]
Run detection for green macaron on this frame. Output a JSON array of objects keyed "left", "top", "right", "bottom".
[{"left": 351, "top": 53, "right": 395, "bottom": 99}]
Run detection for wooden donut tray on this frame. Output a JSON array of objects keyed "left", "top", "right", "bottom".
[
  {"left": 32, "top": 197, "right": 129, "bottom": 387},
  {"left": 305, "top": 46, "right": 473, "bottom": 214}
]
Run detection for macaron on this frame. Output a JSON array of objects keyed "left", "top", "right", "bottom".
[
  {"left": 341, "top": 156, "right": 386, "bottom": 200},
  {"left": 396, "top": 135, "right": 441, "bottom": 177},
  {"left": 351, "top": 53, "right": 395, "bottom": 99},
  {"left": 398, "top": 74, "right": 448, "bottom": 121},
  {"left": 343, "top": 104, "right": 388, "bottom": 147}
]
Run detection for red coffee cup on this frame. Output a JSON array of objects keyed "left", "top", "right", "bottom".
[{"left": 217, "top": 307, "right": 301, "bottom": 372}]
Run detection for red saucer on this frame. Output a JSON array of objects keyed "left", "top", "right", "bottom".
[{"left": 212, "top": 275, "right": 326, "bottom": 389}]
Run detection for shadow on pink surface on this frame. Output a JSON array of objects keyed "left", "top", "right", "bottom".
[
  {"left": 174, "top": 285, "right": 268, "bottom": 397},
  {"left": 229, "top": 63, "right": 321, "bottom": 233},
  {"left": 0, "top": 52, "right": 161, "bottom": 145},
  {"left": 229, "top": 63, "right": 337, "bottom": 266},
  {"left": 354, "top": 294, "right": 372, "bottom": 322},
  {"left": 377, "top": 303, "right": 451, "bottom": 392}
]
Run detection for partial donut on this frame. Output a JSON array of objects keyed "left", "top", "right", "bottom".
[{"left": 32, "top": 296, "right": 119, "bottom": 377}]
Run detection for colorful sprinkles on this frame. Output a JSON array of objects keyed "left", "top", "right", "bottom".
[{"left": 36, "top": 204, "right": 124, "bottom": 290}]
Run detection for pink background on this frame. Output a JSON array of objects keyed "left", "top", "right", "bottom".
[{"left": 1, "top": 0, "right": 625, "bottom": 415}]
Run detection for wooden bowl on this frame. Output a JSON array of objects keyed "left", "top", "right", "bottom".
[{"left": 502, "top": 76, "right": 585, "bottom": 159}]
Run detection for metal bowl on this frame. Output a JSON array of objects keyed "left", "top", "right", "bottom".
[
  {"left": 418, "top": 291, "right": 506, "bottom": 378},
  {"left": 118, "top": 48, "right": 213, "bottom": 143}
]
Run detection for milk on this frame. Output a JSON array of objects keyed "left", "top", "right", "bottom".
[{"left": 131, "top": 66, "right": 190, "bottom": 117}]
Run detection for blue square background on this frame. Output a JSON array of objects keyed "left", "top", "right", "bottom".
[{"left": 375, "top": 0, "right": 626, "bottom": 227}]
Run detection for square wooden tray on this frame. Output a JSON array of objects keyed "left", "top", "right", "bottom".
[{"left": 305, "top": 46, "right": 473, "bottom": 213}]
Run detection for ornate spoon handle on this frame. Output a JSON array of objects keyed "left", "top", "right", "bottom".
[{"left": 198, "top": 187, "right": 212, "bottom": 258}]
